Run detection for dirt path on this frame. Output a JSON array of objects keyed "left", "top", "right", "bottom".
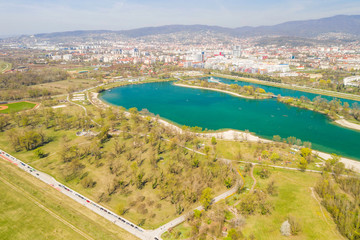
[
  {"left": 310, "top": 187, "right": 345, "bottom": 239},
  {"left": 249, "top": 164, "right": 257, "bottom": 193}
]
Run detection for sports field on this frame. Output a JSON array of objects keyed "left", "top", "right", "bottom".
[{"left": 0, "top": 102, "right": 37, "bottom": 114}]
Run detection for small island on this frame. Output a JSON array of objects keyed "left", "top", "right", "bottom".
[{"left": 174, "top": 79, "right": 274, "bottom": 99}]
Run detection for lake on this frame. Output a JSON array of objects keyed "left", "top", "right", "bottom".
[{"left": 100, "top": 81, "right": 360, "bottom": 161}]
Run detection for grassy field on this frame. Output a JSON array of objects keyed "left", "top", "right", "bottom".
[
  {"left": 0, "top": 101, "right": 37, "bottom": 114},
  {"left": 0, "top": 159, "right": 139, "bottom": 240},
  {"left": 30, "top": 78, "right": 99, "bottom": 95},
  {"left": 240, "top": 166, "right": 343, "bottom": 240},
  {"left": 162, "top": 166, "right": 343, "bottom": 240}
]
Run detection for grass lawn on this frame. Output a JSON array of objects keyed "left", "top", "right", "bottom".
[
  {"left": 30, "top": 78, "right": 99, "bottom": 95},
  {"left": 0, "top": 102, "right": 37, "bottom": 114},
  {"left": 240, "top": 166, "right": 343, "bottom": 240},
  {"left": 0, "top": 159, "right": 139, "bottom": 240},
  {"left": 162, "top": 166, "right": 343, "bottom": 240}
]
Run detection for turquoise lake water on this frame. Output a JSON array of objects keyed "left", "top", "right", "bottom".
[
  {"left": 100, "top": 81, "right": 360, "bottom": 161},
  {"left": 212, "top": 76, "right": 360, "bottom": 106}
]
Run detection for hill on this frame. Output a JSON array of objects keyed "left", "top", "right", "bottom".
[{"left": 30, "top": 15, "right": 360, "bottom": 40}]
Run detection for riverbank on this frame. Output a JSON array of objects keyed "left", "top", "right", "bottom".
[
  {"left": 174, "top": 83, "right": 269, "bottom": 99},
  {"left": 214, "top": 73, "right": 360, "bottom": 102}
]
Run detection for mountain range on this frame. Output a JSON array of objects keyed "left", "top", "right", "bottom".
[{"left": 20, "top": 15, "right": 360, "bottom": 40}]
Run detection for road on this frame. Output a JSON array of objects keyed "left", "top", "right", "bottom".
[
  {"left": 0, "top": 149, "right": 149, "bottom": 240},
  {"left": 0, "top": 148, "right": 240, "bottom": 240}
]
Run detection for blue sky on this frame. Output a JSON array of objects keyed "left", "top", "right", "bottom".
[{"left": 0, "top": 0, "right": 359, "bottom": 36}]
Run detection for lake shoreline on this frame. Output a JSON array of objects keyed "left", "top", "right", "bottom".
[
  {"left": 213, "top": 73, "right": 360, "bottom": 102},
  {"left": 278, "top": 97, "right": 360, "bottom": 132},
  {"left": 96, "top": 85, "right": 360, "bottom": 173},
  {"left": 335, "top": 119, "right": 360, "bottom": 131},
  {"left": 173, "top": 83, "right": 257, "bottom": 99}
]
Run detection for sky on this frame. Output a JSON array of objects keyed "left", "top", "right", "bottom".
[{"left": 0, "top": 0, "right": 360, "bottom": 36}]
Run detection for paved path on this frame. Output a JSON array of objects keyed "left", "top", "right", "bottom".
[
  {"left": 67, "top": 94, "right": 101, "bottom": 127},
  {"left": 150, "top": 184, "right": 238, "bottom": 238}
]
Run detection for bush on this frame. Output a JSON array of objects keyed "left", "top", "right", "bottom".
[
  {"left": 258, "top": 168, "right": 271, "bottom": 179},
  {"left": 288, "top": 215, "right": 302, "bottom": 235},
  {"left": 80, "top": 176, "right": 97, "bottom": 188}
]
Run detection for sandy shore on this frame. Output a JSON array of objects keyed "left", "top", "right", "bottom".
[
  {"left": 96, "top": 89, "right": 360, "bottom": 173},
  {"left": 174, "top": 83, "right": 256, "bottom": 99},
  {"left": 159, "top": 117, "right": 360, "bottom": 172},
  {"left": 314, "top": 151, "right": 360, "bottom": 172},
  {"left": 335, "top": 119, "right": 360, "bottom": 131}
]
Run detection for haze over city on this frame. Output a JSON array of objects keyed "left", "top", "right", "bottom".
[{"left": 1, "top": 0, "right": 360, "bottom": 36}]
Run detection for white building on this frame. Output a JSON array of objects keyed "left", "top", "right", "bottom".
[
  {"left": 343, "top": 76, "right": 360, "bottom": 87},
  {"left": 63, "top": 54, "right": 73, "bottom": 61}
]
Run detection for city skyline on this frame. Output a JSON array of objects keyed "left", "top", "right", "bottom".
[{"left": 1, "top": 0, "right": 360, "bottom": 36}]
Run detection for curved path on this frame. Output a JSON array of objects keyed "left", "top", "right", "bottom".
[{"left": 249, "top": 164, "right": 257, "bottom": 193}]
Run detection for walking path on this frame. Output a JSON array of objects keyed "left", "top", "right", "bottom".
[{"left": 249, "top": 165, "right": 257, "bottom": 193}]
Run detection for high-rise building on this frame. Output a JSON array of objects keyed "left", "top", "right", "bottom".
[{"left": 233, "top": 46, "right": 242, "bottom": 58}]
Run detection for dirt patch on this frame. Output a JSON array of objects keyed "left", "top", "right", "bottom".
[{"left": 0, "top": 105, "right": 9, "bottom": 111}]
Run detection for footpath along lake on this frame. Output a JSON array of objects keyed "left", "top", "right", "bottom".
[{"left": 100, "top": 81, "right": 360, "bottom": 161}]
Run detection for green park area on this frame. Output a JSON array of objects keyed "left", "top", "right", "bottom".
[{"left": 0, "top": 101, "right": 37, "bottom": 114}]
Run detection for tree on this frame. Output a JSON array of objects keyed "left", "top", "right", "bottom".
[
  {"left": 34, "top": 148, "right": 47, "bottom": 158},
  {"left": 300, "top": 147, "right": 312, "bottom": 159},
  {"left": 330, "top": 154, "right": 341, "bottom": 165},
  {"left": 116, "top": 202, "right": 126, "bottom": 215},
  {"left": 333, "top": 162, "right": 345, "bottom": 177},
  {"left": 270, "top": 152, "right": 280, "bottom": 163},
  {"left": 273, "top": 135, "right": 281, "bottom": 142},
  {"left": 258, "top": 168, "right": 271, "bottom": 179},
  {"left": 0, "top": 115, "right": 9, "bottom": 131},
  {"left": 200, "top": 187, "right": 213, "bottom": 210},
  {"left": 261, "top": 150, "right": 270, "bottom": 159},
  {"left": 211, "top": 136, "right": 217, "bottom": 145},
  {"left": 226, "top": 228, "right": 243, "bottom": 240},
  {"left": 298, "top": 157, "right": 308, "bottom": 171}
]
